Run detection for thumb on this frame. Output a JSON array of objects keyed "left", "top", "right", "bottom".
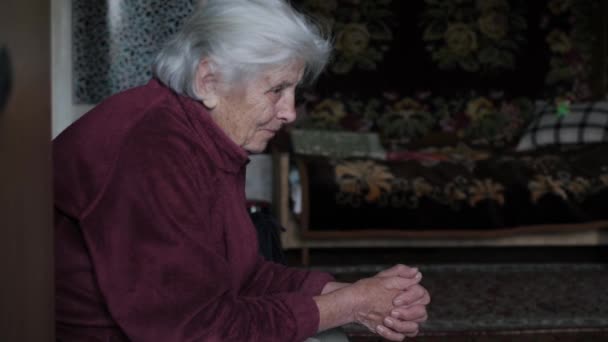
[
  {"left": 377, "top": 264, "right": 419, "bottom": 279},
  {"left": 385, "top": 273, "right": 422, "bottom": 290}
]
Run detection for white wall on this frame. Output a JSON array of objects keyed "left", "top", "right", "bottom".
[{"left": 51, "top": 0, "right": 93, "bottom": 138}]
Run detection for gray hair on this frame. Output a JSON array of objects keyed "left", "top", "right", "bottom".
[{"left": 153, "top": 0, "right": 332, "bottom": 99}]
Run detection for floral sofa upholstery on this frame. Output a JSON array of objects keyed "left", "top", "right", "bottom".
[
  {"left": 276, "top": 0, "right": 608, "bottom": 246},
  {"left": 292, "top": 142, "right": 608, "bottom": 237}
]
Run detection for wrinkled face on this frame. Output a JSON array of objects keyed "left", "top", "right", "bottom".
[{"left": 210, "top": 62, "right": 305, "bottom": 154}]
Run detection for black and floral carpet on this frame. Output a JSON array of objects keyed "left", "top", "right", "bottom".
[{"left": 314, "top": 263, "right": 608, "bottom": 341}]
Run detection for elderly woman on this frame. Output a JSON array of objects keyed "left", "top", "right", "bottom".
[{"left": 54, "top": 0, "right": 429, "bottom": 341}]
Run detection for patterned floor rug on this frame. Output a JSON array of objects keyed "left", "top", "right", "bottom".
[{"left": 313, "top": 263, "right": 608, "bottom": 339}]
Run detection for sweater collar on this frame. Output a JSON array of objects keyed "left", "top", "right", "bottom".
[{"left": 156, "top": 79, "right": 250, "bottom": 173}]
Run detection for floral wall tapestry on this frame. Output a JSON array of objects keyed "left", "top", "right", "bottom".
[{"left": 293, "top": 0, "right": 600, "bottom": 150}]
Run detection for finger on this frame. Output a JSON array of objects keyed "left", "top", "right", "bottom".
[
  {"left": 414, "top": 313, "right": 429, "bottom": 323},
  {"left": 376, "top": 325, "right": 405, "bottom": 341},
  {"left": 384, "top": 318, "right": 420, "bottom": 341},
  {"left": 393, "top": 285, "right": 427, "bottom": 306},
  {"left": 364, "top": 312, "right": 407, "bottom": 341},
  {"left": 408, "top": 289, "right": 431, "bottom": 306},
  {"left": 377, "top": 264, "right": 419, "bottom": 279},
  {"left": 383, "top": 317, "right": 419, "bottom": 336},
  {"left": 405, "top": 327, "right": 420, "bottom": 338},
  {"left": 385, "top": 274, "right": 421, "bottom": 290},
  {"left": 396, "top": 288, "right": 431, "bottom": 308},
  {"left": 391, "top": 305, "right": 428, "bottom": 322},
  {"left": 355, "top": 312, "right": 378, "bottom": 333},
  {"left": 364, "top": 311, "right": 416, "bottom": 341}
]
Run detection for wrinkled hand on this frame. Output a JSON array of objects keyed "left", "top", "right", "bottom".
[
  {"left": 350, "top": 275, "right": 421, "bottom": 329},
  {"left": 359, "top": 288, "right": 430, "bottom": 340},
  {"left": 356, "top": 302, "right": 427, "bottom": 341},
  {"left": 364, "top": 264, "right": 431, "bottom": 340}
]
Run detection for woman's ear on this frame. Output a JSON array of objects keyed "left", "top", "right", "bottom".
[{"left": 194, "top": 59, "right": 219, "bottom": 109}]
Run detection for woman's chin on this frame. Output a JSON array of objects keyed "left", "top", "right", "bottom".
[{"left": 244, "top": 140, "right": 269, "bottom": 154}]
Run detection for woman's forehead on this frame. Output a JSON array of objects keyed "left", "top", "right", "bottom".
[{"left": 262, "top": 61, "right": 305, "bottom": 85}]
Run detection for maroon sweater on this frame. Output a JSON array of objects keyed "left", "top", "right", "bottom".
[{"left": 54, "top": 79, "right": 333, "bottom": 342}]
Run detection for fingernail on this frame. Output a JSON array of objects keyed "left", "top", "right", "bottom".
[
  {"left": 395, "top": 299, "right": 404, "bottom": 306},
  {"left": 376, "top": 325, "right": 385, "bottom": 333},
  {"left": 391, "top": 310, "right": 400, "bottom": 318},
  {"left": 384, "top": 318, "right": 393, "bottom": 327},
  {"left": 415, "top": 273, "right": 422, "bottom": 280}
]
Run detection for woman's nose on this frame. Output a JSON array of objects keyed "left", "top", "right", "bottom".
[{"left": 277, "top": 93, "right": 297, "bottom": 123}]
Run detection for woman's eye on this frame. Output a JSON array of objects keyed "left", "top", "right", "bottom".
[{"left": 295, "top": 92, "right": 306, "bottom": 106}]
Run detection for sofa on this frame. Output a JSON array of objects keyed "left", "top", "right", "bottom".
[
  {"left": 275, "top": 120, "right": 608, "bottom": 262},
  {"left": 272, "top": 0, "right": 608, "bottom": 261}
]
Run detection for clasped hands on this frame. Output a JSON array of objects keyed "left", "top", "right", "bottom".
[{"left": 353, "top": 265, "right": 430, "bottom": 341}]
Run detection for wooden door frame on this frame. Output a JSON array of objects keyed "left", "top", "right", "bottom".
[{"left": 0, "top": 0, "right": 54, "bottom": 341}]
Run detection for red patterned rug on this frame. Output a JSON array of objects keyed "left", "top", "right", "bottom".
[{"left": 314, "top": 263, "right": 608, "bottom": 340}]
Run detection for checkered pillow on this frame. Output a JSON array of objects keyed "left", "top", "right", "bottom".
[{"left": 516, "top": 102, "right": 608, "bottom": 151}]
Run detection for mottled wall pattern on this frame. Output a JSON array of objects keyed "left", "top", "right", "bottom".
[{"left": 72, "top": 0, "right": 195, "bottom": 104}]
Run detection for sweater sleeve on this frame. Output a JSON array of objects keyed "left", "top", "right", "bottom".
[
  {"left": 78, "top": 127, "right": 320, "bottom": 342},
  {"left": 240, "top": 256, "right": 335, "bottom": 297}
]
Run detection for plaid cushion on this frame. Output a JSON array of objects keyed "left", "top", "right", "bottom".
[{"left": 516, "top": 102, "right": 608, "bottom": 151}]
